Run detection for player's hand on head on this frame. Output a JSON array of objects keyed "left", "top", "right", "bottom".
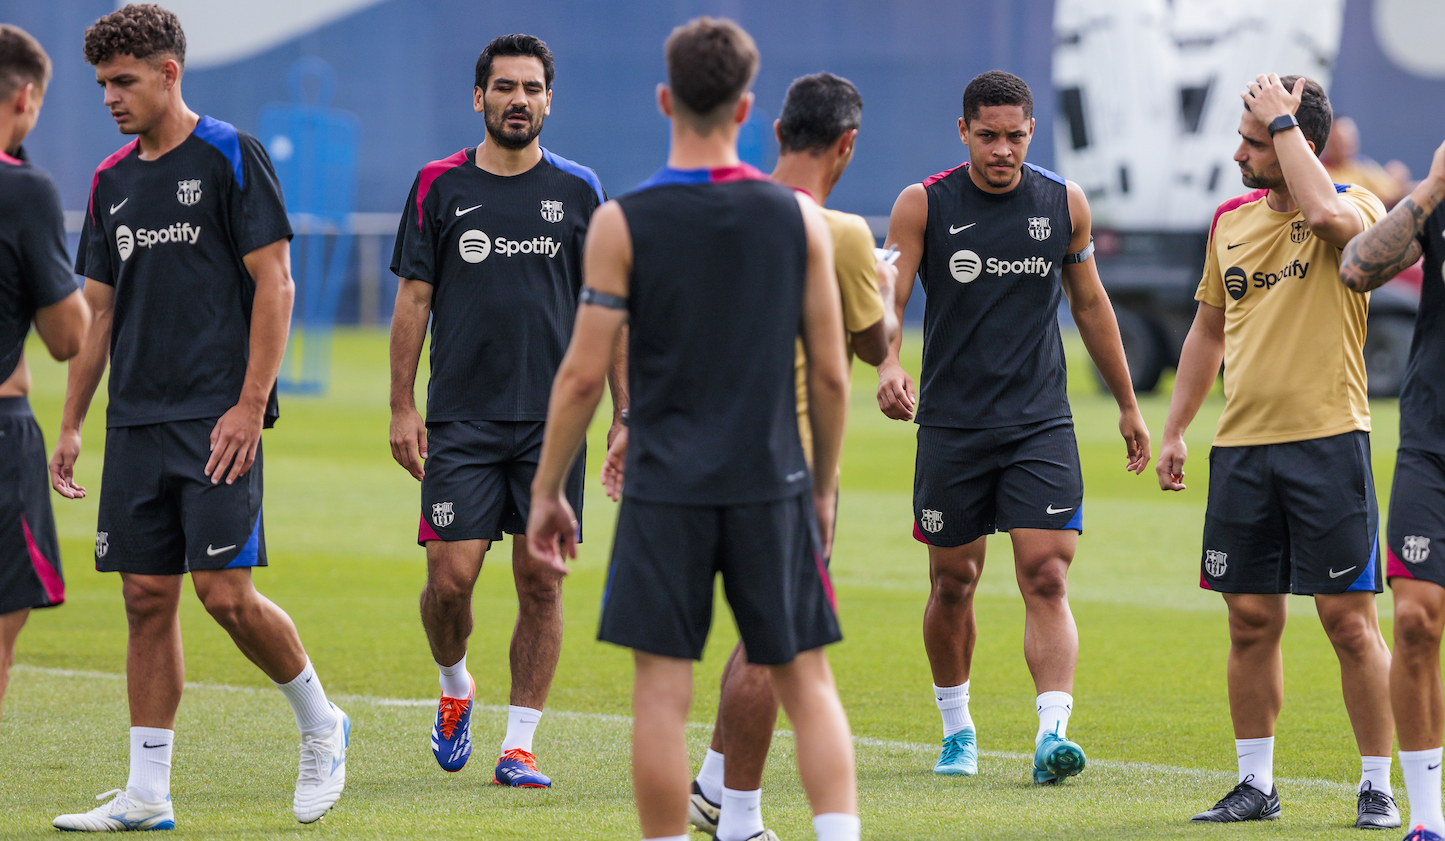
[
  {"left": 525, "top": 493, "right": 578, "bottom": 576},
  {"left": 1120, "top": 408, "right": 1152, "bottom": 475},
  {"left": 1242, "top": 73, "right": 1303, "bottom": 123},
  {"left": 601, "top": 427, "right": 627, "bottom": 502},
  {"left": 206, "top": 402, "right": 264, "bottom": 485},
  {"left": 877, "top": 362, "right": 916, "bottom": 421},
  {"left": 1156, "top": 437, "right": 1188, "bottom": 491},
  {"left": 48, "top": 428, "right": 86, "bottom": 499},
  {"left": 389, "top": 405, "right": 428, "bottom": 481}
]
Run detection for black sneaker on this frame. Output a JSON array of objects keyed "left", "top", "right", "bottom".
[
  {"left": 1191, "top": 777, "right": 1282, "bottom": 822},
  {"left": 1356, "top": 782, "right": 1401, "bottom": 829}
]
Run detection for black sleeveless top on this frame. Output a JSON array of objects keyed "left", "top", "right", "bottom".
[
  {"left": 1400, "top": 205, "right": 1445, "bottom": 456},
  {"left": 917, "top": 162, "right": 1073, "bottom": 429},
  {"left": 617, "top": 164, "right": 811, "bottom": 505}
]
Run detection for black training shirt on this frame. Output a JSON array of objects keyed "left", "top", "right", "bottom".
[
  {"left": 1399, "top": 206, "right": 1445, "bottom": 455},
  {"left": 76, "top": 116, "right": 292, "bottom": 428},
  {"left": 0, "top": 146, "right": 77, "bottom": 383},
  {"left": 391, "top": 146, "right": 604, "bottom": 423}
]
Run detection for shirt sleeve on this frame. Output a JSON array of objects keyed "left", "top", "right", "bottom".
[
  {"left": 20, "top": 174, "right": 79, "bottom": 307},
  {"left": 1341, "top": 185, "right": 1387, "bottom": 234},
  {"left": 1196, "top": 226, "right": 1226, "bottom": 308},
  {"left": 77, "top": 183, "right": 114, "bottom": 284},
  {"left": 833, "top": 215, "right": 885, "bottom": 333},
  {"left": 390, "top": 174, "right": 435, "bottom": 284},
  {"left": 231, "top": 133, "right": 293, "bottom": 257}
]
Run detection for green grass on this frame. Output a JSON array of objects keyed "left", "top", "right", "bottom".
[{"left": 0, "top": 329, "right": 1414, "bottom": 839}]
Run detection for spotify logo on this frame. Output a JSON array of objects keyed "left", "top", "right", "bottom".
[
  {"left": 458, "top": 229, "right": 491, "bottom": 263},
  {"left": 949, "top": 249, "right": 982, "bottom": 283},
  {"left": 116, "top": 225, "right": 134, "bottom": 261},
  {"left": 1224, "top": 266, "right": 1248, "bottom": 301}
]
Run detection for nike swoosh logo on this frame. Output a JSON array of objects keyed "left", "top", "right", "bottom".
[
  {"left": 206, "top": 544, "right": 237, "bottom": 557},
  {"left": 1046, "top": 505, "right": 1074, "bottom": 515},
  {"left": 110, "top": 198, "right": 128, "bottom": 214},
  {"left": 1226, "top": 241, "right": 1248, "bottom": 250},
  {"left": 142, "top": 742, "right": 168, "bottom": 749},
  {"left": 455, "top": 204, "right": 482, "bottom": 216},
  {"left": 1432, "top": 763, "right": 1442, "bottom": 770},
  {"left": 949, "top": 223, "right": 976, "bottom": 234},
  {"left": 1328, "top": 565, "right": 1358, "bottom": 579}
]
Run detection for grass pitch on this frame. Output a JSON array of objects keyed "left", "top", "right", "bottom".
[{"left": 0, "top": 329, "right": 1412, "bottom": 839}]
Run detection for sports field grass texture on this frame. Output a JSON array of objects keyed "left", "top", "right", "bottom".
[{"left": 0, "top": 328, "right": 1412, "bottom": 839}]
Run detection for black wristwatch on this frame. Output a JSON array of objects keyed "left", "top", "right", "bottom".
[
  {"left": 1267, "top": 114, "right": 1300, "bottom": 136},
  {"left": 618, "top": 408, "right": 629, "bottom": 427}
]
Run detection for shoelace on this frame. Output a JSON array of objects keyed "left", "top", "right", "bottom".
[
  {"left": 297, "top": 734, "right": 333, "bottom": 786},
  {"left": 438, "top": 695, "right": 470, "bottom": 740},
  {"left": 88, "top": 789, "right": 128, "bottom": 812},
  {"left": 940, "top": 734, "right": 970, "bottom": 762},
  {"left": 1210, "top": 780, "right": 1262, "bottom": 812},
  {"left": 499, "top": 748, "right": 540, "bottom": 770},
  {"left": 1358, "top": 786, "right": 1396, "bottom": 815}
]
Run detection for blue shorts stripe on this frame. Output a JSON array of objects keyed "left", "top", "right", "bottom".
[
  {"left": 1347, "top": 527, "right": 1380, "bottom": 592},
  {"left": 1064, "top": 506, "right": 1084, "bottom": 533},
  {"left": 227, "top": 508, "right": 264, "bottom": 568}
]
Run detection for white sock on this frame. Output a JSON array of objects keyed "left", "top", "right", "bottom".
[
  {"left": 127, "top": 727, "right": 173, "bottom": 803},
  {"left": 812, "top": 812, "right": 861, "bottom": 841},
  {"left": 696, "top": 748, "right": 725, "bottom": 804},
  {"left": 274, "top": 659, "right": 338, "bottom": 737},
  {"left": 717, "top": 787, "right": 764, "bottom": 841},
  {"left": 1035, "top": 691, "right": 1072, "bottom": 744},
  {"left": 1360, "top": 754, "right": 1393, "bottom": 796},
  {"left": 1236, "top": 736, "right": 1274, "bottom": 793},
  {"left": 500, "top": 705, "right": 542, "bottom": 754},
  {"left": 934, "top": 681, "right": 973, "bottom": 737},
  {"left": 437, "top": 654, "right": 470, "bottom": 699},
  {"left": 1400, "top": 747, "right": 1445, "bottom": 834}
]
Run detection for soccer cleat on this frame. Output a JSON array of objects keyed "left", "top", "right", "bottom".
[
  {"left": 1404, "top": 825, "right": 1445, "bottom": 841},
  {"left": 493, "top": 748, "right": 552, "bottom": 788},
  {"left": 431, "top": 676, "right": 475, "bottom": 772},
  {"left": 933, "top": 727, "right": 978, "bottom": 776},
  {"left": 1032, "top": 725, "right": 1086, "bottom": 784},
  {"left": 293, "top": 703, "right": 349, "bottom": 824},
  {"left": 688, "top": 780, "right": 721, "bottom": 835},
  {"left": 1190, "top": 778, "right": 1282, "bottom": 822},
  {"left": 1356, "top": 783, "right": 1401, "bottom": 829},
  {"left": 742, "top": 832, "right": 782, "bottom": 841},
  {"left": 52, "top": 788, "right": 175, "bottom": 832}
]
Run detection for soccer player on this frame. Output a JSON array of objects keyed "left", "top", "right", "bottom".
[
  {"left": 681, "top": 72, "right": 898, "bottom": 841},
  {"left": 0, "top": 24, "right": 92, "bottom": 718},
  {"left": 527, "top": 17, "right": 861, "bottom": 841},
  {"left": 1158, "top": 74, "right": 1396, "bottom": 828},
  {"left": 877, "top": 70, "right": 1150, "bottom": 784},
  {"left": 50, "top": 6, "right": 348, "bottom": 829},
  {"left": 389, "top": 33, "right": 606, "bottom": 787},
  {"left": 1339, "top": 138, "right": 1445, "bottom": 841}
]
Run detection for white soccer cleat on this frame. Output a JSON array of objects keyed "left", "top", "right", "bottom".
[
  {"left": 52, "top": 788, "right": 175, "bottom": 832},
  {"left": 292, "top": 703, "right": 350, "bottom": 824}
]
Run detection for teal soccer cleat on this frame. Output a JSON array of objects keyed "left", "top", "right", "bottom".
[
  {"left": 933, "top": 727, "right": 978, "bottom": 776},
  {"left": 1032, "top": 725, "right": 1086, "bottom": 784}
]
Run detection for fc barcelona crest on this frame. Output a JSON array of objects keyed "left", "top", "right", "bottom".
[
  {"left": 1027, "top": 216, "right": 1051, "bottom": 241},
  {"left": 1403, "top": 535, "right": 1431, "bottom": 563},
  {"left": 1290, "top": 219, "right": 1310, "bottom": 244},
  {"left": 919, "top": 509, "right": 944, "bottom": 534},
  {"left": 540, "top": 200, "right": 564, "bottom": 223},
  {"left": 1205, "top": 550, "right": 1228, "bottom": 577},
  {"left": 431, "top": 501, "right": 455, "bottom": 528},
  {"left": 96, "top": 531, "right": 109, "bottom": 559},
  {"left": 176, "top": 179, "right": 202, "bottom": 206}
]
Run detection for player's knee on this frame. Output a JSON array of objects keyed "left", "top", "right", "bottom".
[
  {"left": 1227, "top": 606, "right": 1283, "bottom": 646},
  {"left": 199, "top": 587, "right": 250, "bottom": 632},
  {"left": 1393, "top": 601, "right": 1443, "bottom": 653},
  {"left": 423, "top": 572, "right": 473, "bottom": 612},
  {"left": 514, "top": 568, "right": 560, "bottom": 606},
  {"left": 932, "top": 566, "right": 979, "bottom": 606},
  {"left": 1021, "top": 561, "right": 1069, "bottom": 603},
  {"left": 121, "top": 580, "right": 175, "bottom": 624},
  {"left": 1321, "top": 609, "right": 1380, "bottom": 656}
]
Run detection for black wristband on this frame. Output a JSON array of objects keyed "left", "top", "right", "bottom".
[
  {"left": 579, "top": 286, "right": 627, "bottom": 310},
  {"left": 1063, "top": 237, "right": 1095, "bottom": 264},
  {"left": 1267, "top": 114, "right": 1299, "bottom": 136}
]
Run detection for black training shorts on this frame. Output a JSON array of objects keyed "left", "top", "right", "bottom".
[
  {"left": 598, "top": 491, "right": 841, "bottom": 665},
  {"left": 1387, "top": 447, "right": 1445, "bottom": 589},
  {"left": 912, "top": 418, "right": 1083, "bottom": 548},
  {"left": 1200, "top": 431, "right": 1380, "bottom": 595},
  {"left": 418, "top": 420, "right": 584, "bottom": 544},
  {"left": 96, "top": 420, "right": 266, "bottom": 575},
  {"left": 0, "top": 397, "right": 64, "bottom": 614}
]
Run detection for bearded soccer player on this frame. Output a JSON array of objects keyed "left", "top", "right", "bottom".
[
  {"left": 878, "top": 70, "right": 1149, "bottom": 784},
  {"left": 1339, "top": 138, "right": 1445, "bottom": 841},
  {"left": 50, "top": 6, "right": 348, "bottom": 830},
  {"left": 389, "top": 33, "right": 606, "bottom": 787},
  {"left": 679, "top": 72, "right": 897, "bottom": 841},
  {"left": 528, "top": 18, "right": 861, "bottom": 841},
  {"left": 0, "top": 24, "right": 91, "bottom": 719},
  {"left": 1158, "top": 74, "right": 1395, "bottom": 828}
]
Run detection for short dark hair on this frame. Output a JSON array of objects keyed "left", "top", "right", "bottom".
[
  {"left": 778, "top": 72, "right": 863, "bottom": 155},
  {"left": 475, "top": 34, "right": 554, "bottom": 91},
  {"left": 962, "top": 70, "right": 1033, "bottom": 123},
  {"left": 1247, "top": 74, "right": 1331, "bottom": 157},
  {"left": 83, "top": 4, "right": 186, "bottom": 68},
  {"left": 664, "top": 17, "right": 759, "bottom": 124},
  {"left": 0, "top": 24, "right": 51, "bottom": 100}
]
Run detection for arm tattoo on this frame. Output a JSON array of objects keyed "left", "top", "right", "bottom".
[{"left": 1340, "top": 195, "right": 1428, "bottom": 293}]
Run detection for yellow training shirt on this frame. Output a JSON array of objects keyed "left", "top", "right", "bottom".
[
  {"left": 795, "top": 207, "right": 886, "bottom": 460},
  {"left": 1195, "top": 184, "right": 1385, "bottom": 447}
]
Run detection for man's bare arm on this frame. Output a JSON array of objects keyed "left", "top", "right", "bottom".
[
  {"left": 389, "top": 278, "right": 433, "bottom": 480},
  {"left": 877, "top": 184, "right": 925, "bottom": 420},
  {"left": 49, "top": 279, "right": 115, "bottom": 499},
  {"left": 31, "top": 290, "right": 92, "bottom": 362},
  {"left": 1156, "top": 303, "right": 1226, "bottom": 491},
  {"left": 850, "top": 256, "right": 899, "bottom": 367},
  {"left": 1340, "top": 139, "right": 1445, "bottom": 293}
]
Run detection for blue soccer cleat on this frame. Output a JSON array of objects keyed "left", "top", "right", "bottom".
[
  {"left": 493, "top": 749, "right": 552, "bottom": 788},
  {"left": 933, "top": 727, "right": 978, "bottom": 776},
  {"left": 1032, "top": 725, "right": 1086, "bottom": 784},
  {"left": 1405, "top": 825, "right": 1445, "bottom": 841},
  {"left": 431, "top": 676, "right": 474, "bottom": 772}
]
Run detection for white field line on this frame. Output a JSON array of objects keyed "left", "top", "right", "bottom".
[{"left": 15, "top": 665, "right": 1356, "bottom": 795}]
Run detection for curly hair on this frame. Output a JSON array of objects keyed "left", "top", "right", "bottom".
[
  {"left": 83, "top": 4, "right": 186, "bottom": 68},
  {"left": 0, "top": 24, "right": 51, "bottom": 101},
  {"left": 962, "top": 70, "right": 1033, "bottom": 123}
]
